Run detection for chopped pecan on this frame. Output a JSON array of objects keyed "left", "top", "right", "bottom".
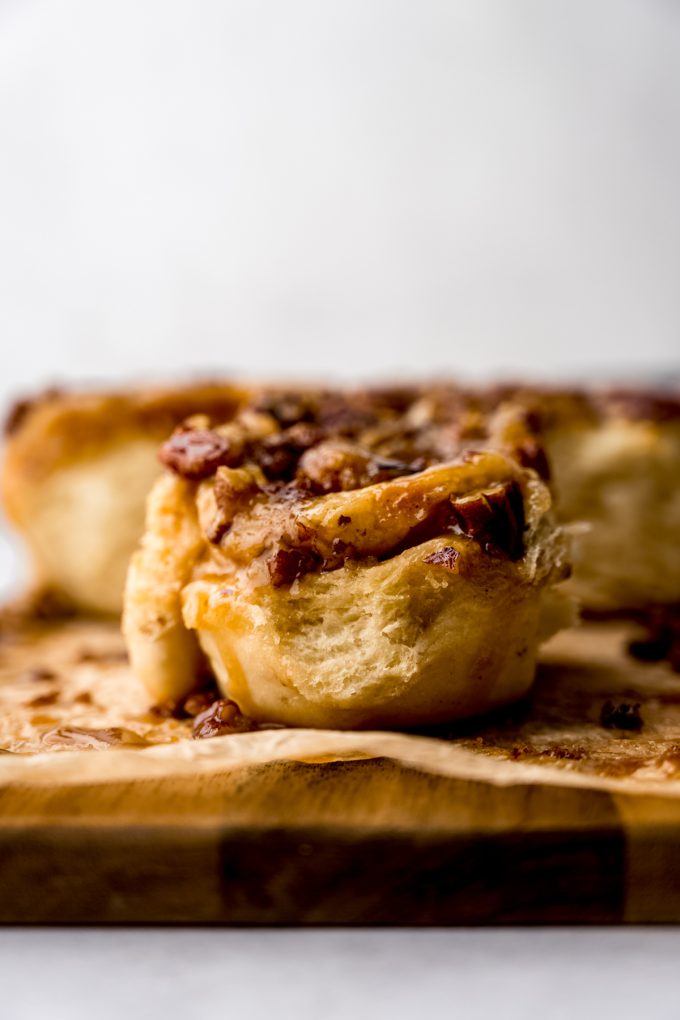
[
  {"left": 450, "top": 480, "right": 525, "bottom": 559},
  {"left": 266, "top": 547, "right": 321, "bottom": 587},
  {"left": 183, "top": 690, "right": 220, "bottom": 718},
  {"left": 199, "top": 466, "right": 263, "bottom": 543},
  {"left": 297, "top": 442, "right": 374, "bottom": 492},
  {"left": 151, "top": 683, "right": 221, "bottom": 720},
  {"left": 383, "top": 478, "right": 525, "bottom": 562},
  {"left": 297, "top": 441, "right": 419, "bottom": 494},
  {"left": 159, "top": 428, "right": 240, "bottom": 480},
  {"left": 249, "top": 422, "right": 325, "bottom": 481},
  {"left": 192, "top": 699, "right": 254, "bottom": 739},
  {"left": 512, "top": 437, "right": 551, "bottom": 481},
  {"left": 314, "top": 391, "right": 381, "bottom": 434}
]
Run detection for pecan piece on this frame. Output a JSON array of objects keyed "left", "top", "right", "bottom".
[
  {"left": 198, "top": 466, "right": 264, "bottom": 543},
  {"left": 450, "top": 480, "right": 525, "bottom": 559},
  {"left": 192, "top": 699, "right": 254, "bottom": 739},
  {"left": 159, "top": 428, "right": 241, "bottom": 480},
  {"left": 249, "top": 422, "right": 325, "bottom": 481},
  {"left": 512, "top": 437, "right": 551, "bottom": 481},
  {"left": 266, "top": 547, "right": 321, "bottom": 587},
  {"left": 298, "top": 441, "right": 419, "bottom": 494}
]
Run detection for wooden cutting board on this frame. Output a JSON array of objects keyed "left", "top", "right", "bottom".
[{"left": 1, "top": 613, "right": 680, "bottom": 925}]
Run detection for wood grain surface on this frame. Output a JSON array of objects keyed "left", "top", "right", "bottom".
[{"left": 1, "top": 614, "right": 679, "bottom": 924}]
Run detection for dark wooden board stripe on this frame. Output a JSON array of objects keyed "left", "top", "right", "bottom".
[
  {"left": 0, "top": 822, "right": 627, "bottom": 925},
  {"left": 0, "top": 758, "right": 665, "bottom": 924}
]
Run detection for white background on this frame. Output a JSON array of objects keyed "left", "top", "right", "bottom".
[
  {"left": 1, "top": 1, "right": 680, "bottom": 1015},
  {"left": 0, "top": 929, "right": 679, "bottom": 1020},
  {"left": 1, "top": 0, "right": 679, "bottom": 398}
]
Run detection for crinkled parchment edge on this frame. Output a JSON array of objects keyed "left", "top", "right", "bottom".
[{"left": 1, "top": 726, "right": 680, "bottom": 798}]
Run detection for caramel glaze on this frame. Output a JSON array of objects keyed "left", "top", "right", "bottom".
[{"left": 159, "top": 386, "right": 537, "bottom": 587}]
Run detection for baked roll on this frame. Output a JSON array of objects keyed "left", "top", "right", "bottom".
[
  {"left": 123, "top": 390, "right": 570, "bottom": 728},
  {"left": 484, "top": 388, "right": 680, "bottom": 613},
  {"left": 2, "top": 382, "right": 249, "bottom": 615}
]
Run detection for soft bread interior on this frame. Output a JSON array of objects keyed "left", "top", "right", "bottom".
[
  {"left": 2, "top": 381, "right": 250, "bottom": 614},
  {"left": 182, "top": 534, "right": 566, "bottom": 729},
  {"left": 12, "top": 440, "right": 163, "bottom": 615},
  {"left": 546, "top": 418, "right": 680, "bottom": 611}
]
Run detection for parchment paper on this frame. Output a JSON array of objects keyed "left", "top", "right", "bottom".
[{"left": 1, "top": 612, "right": 680, "bottom": 797}]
